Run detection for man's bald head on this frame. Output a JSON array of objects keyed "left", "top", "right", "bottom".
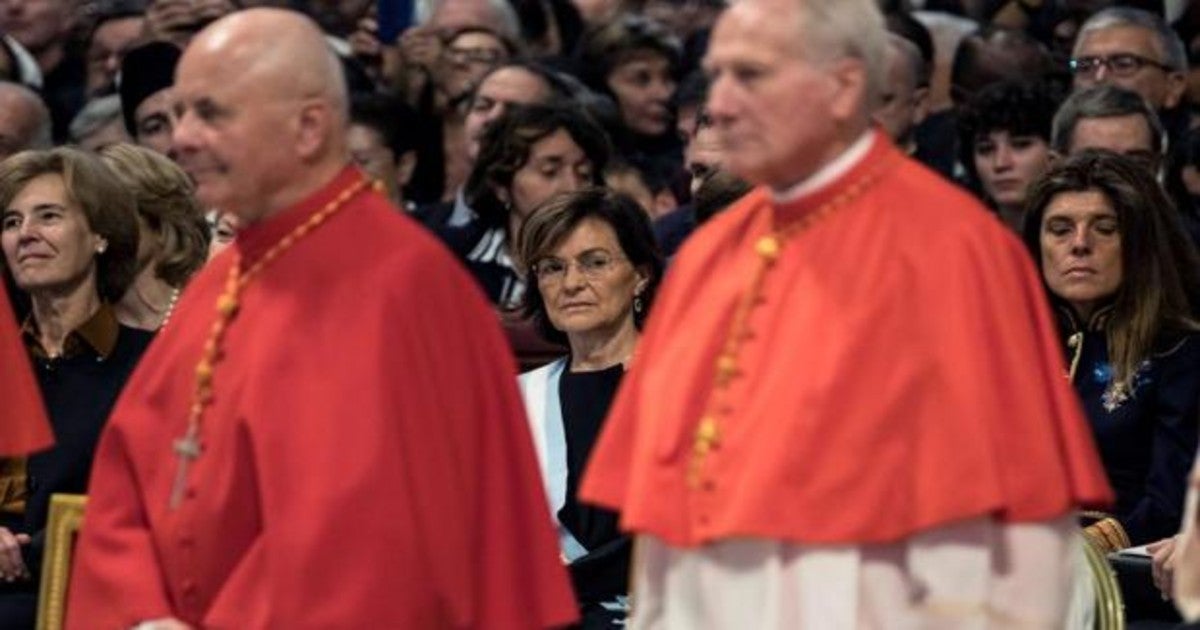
[
  {"left": 172, "top": 9, "right": 353, "bottom": 222},
  {"left": 0, "top": 82, "right": 51, "bottom": 160},
  {"left": 184, "top": 9, "right": 348, "bottom": 123}
]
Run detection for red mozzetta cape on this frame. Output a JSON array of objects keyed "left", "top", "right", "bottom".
[
  {"left": 67, "top": 168, "right": 577, "bottom": 628},
  {"left": 580, "top": 135, "right": 1113, "bottom": 547},
  {"left": 0, "top": 280, "right": 51, "bottom": 455}
]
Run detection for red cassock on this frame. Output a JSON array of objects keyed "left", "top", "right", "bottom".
[
  {"left": 581, "top": 134, "right": 1114, "bottom": 547},
  {"left": 67, "top": 168, "right": 578, "bottom": 629},
  {"left": 0, "top": 279, "right": 51, "bottom": 455}
]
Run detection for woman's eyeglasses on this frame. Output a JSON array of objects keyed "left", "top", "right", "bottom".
[{"left": 532, "top": 252, "right": 627, "bottom": 283}]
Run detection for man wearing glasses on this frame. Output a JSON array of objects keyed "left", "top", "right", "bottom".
[{"left": 1069, "top": 7, "right": 1187, "bottom": 126}]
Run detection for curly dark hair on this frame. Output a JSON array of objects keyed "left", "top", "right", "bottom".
[
  {"left": 957, "top": 78, "right": 1065, "bottom": 191},
  {"left": 465, "top": 103, "right": 611, "bottom": 232}
]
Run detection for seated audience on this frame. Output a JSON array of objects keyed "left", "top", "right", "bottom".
[
  {"left": 415, "top": 59, "right": 579, "bottom": 231},
  {"left": 1051, "top": 84, "right": 1165, "bottom": 174},
  {"left": 957, "top": 79, "right": 1061, "bottom": 232},
  {"left": 1069, "top": 7, "right": 1189, "bottom": 143},
  {"left": 603, "top": 155, "right": 677, "bottom": 219},
  {"left": 83, "top": 0, "right": 146, "bottom": 97},
  {"left": 348, "top": 93, "right": 420, "bottom": 210},
  {"left": 576, "top": 14, "right": 682, "bottom": 166},
  {"left": 1022, "top": 150, "right": 1200, "bottom": 551},
  {"left": 433, "top": 25, "right": 516, "bottom": 199},
  {"left": 0, "top": 83, "right": 52, "bottom": 162},
  {"left": 443, "top": 103, "right": 609, "bottom": 310},
  {"left": 99, "top": 143, "right": 209, "bottom": 330},
  {"left": 873, "top": 32, "right": 929, "bottom": 156},
  {"left": 515, "top": 187, "right": 663, "bottom": 628},
  {"left": 69, "top": 95, "right": 130, "bottom": 152},
  {"left": 0, "top": 148, "right": 150, "bottom": 626},
  {"left": 206, "top": 211, "right": 238, "bottom": 261},
  {"left": 118, "top": 41, "right": 181, "bottom": 157}
]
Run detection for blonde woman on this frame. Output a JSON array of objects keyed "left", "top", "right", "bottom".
[{"left": 99, "top": 143, "right": 209, "bottom": 330}]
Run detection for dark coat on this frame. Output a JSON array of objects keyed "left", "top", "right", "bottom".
[{"left": 1061, "top": 307, "right": 1200, "bottom": 545}]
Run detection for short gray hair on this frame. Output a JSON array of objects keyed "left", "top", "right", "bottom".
[
  {"left": 0, "top": 82, "right": 51, "bottom": 150},
  {"left": 1074, "top": 7, "right": 1188, "bottom": 73},
  {"left": 798, "top": 0, "right": 888, "bottom": 112},
  {"left": 423, "top": 0, "right": 520, "bottom": 42},
  {"left": 886, "top": 32, "right": 926, "bottom": 90},
  {"left": 1051, "top": 84, "right": 1165, "bottom": 155},
  {"left": 69, "top": 95, "right": 123, "bottom": 144}
]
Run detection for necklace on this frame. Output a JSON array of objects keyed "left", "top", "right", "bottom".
[
  {"left": 168, "top": 176, "right": 371, "bottom": 509},
  {"left": 159, "top": 288, "right": 180, "bottom": 330},
  {"left": 686, "top": 156, "right": 893, "bottom": 488}
]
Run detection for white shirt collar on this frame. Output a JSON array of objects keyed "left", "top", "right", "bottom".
[{"left": 771, "top": 129, "right": 877, "bottom": 204}]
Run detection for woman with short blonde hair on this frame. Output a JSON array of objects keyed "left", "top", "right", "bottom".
[{"left": 99, "top": 143, "right": 209, "bottom": 330}]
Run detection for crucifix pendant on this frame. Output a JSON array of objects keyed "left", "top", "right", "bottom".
[{"left": 169, "top": 423, "right": 202, "bottom": 509}]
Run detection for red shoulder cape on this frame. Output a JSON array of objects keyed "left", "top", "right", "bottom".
[
  {"left": 581, "top": 136, "right": 1113, "bottom": 546},
  {"left": 0, "top": 281, "right": 50, "bottom": 455}
]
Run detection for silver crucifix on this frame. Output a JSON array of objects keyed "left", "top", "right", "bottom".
[{"left": 169, "top": 424, "right": 202, "bottom": 509}]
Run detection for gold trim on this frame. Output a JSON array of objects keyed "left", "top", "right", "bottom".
[
  {"left": 35, "top": 494, "right": 87, "bottom": 630},
  {"left": 1067, "top": 332, "right": 1084, "bottom": 382},
  {"left": 1083, "top": 516, "right": 1131, "bottom": 553},
  {"left": 1083, "top": 536, "right": 1126, "bottom": 630}
]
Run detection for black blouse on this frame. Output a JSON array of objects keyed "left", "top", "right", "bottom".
[{"left": 558, "top": 363, "right": 630, "bottom": 629}]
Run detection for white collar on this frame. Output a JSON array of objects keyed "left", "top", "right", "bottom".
[{"left": 771, "top": 129, "right": 876, "bottom": 204}]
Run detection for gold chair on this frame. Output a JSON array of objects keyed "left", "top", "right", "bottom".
[
  {"left": 35, "top": 494, "right": 86, "bottom": 630},
  {"left": 1084, "top": 537, "right": 1126, "bottom": 630}
]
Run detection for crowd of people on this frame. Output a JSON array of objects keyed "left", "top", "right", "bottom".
[{"left": 0, "top": 0, "right": 1198, "bottom": 627}]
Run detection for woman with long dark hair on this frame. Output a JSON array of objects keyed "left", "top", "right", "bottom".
[{"left": 1023, "top": 150, "right": 1200, "bottom": 550}]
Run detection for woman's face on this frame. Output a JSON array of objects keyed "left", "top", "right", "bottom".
[
  {"left": 1039, "top": 189, "right": 1123, "bottom": 318},
  {"left": 503, "top": 128, "right": 594, "bottom": 219},
  {"left": 607, "top": 50, "right": 675, "bottom": 137},
  {"left": 1, "top": 173, "right": 104, "bottom": 297},
  {"left": 535, "top": 217, "right": 646, "bottom": 338},
  {"left": 973, "top": 130, "right": 1051, "bottom": 212}
]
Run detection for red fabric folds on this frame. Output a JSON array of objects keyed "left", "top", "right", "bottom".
[
  {"left": 0, "top": 281, "right": 51, "bottom": 455},
  {"left": 67, "top": 168, "right": 577, "bottom": 629},
  {"left": 581, "top": 135, "right": 1113, "bottom": 547}
]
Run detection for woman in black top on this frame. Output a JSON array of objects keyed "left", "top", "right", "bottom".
[
  {"left": 0, "top": 148, "right": 151, "bottom": 626},
  {"left": 515, "top": 188, "right": 663, "bottom": 628},
  {"left": 1023, "top": 150, "right": 1200, "bottom": 550}
]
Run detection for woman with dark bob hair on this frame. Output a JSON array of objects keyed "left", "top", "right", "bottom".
[
  {"left": 0, "top": 148, "right": 152, "bottom": 624},
  {"left": 100, "top": 143, "right": 209, "bottom": 331},
  {"left": 515, "top": 187, "right": 663, "bottom": 628},
  {"left": 1022, "top": 150, "right": 1200, "bottom": 551},
  {"left": 444, "top": 102, "right": 610, "bottom": 309},
  {"left": 958, "top": 79, "right": 1063, "bottom": 232}
]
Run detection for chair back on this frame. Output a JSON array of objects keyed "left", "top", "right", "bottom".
[{"left": 35, "top": 493, "right": 87, "bottom": 630}]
